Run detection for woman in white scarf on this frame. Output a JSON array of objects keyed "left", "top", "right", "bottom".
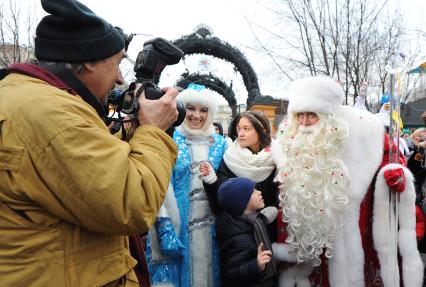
[{"left": 201, "top": 111, "right": 278, "bottom": 236}]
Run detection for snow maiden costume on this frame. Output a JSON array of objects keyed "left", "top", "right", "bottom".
[
  {"left": 146, "top": 86, "right": 227, "bottom": 287},
  {"left": 271, "top": 76, "right": 423, "bottom": 287}
]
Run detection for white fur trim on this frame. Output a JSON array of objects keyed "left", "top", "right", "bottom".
[
  {"left": 339, "top": 107, "right": 384, "bottom": 201},
  {"left": 271, "top": 138, "right": 285, "bottom": 169},
  {"left": 287, "top": 76, "right": 344, "bottom": 115},
  {"left": 185, "top": 138, "right": 215, "bottom": 286},
  {"left": 328, "top": 229, "right": 351, "bottom": 286},
  {"left": 375, "top": 112, "right": 391, "bottom": 127},
  {"left": 272, "top": 243, "right": 297, "bottom": 263},
  {"left": 260, "top": 206, "right": 278, "bottom": 224},
  {"left": 330, "top": 107, "right": 384, "bottom": 287},
  {"left": 278, "top": 263, "right": 314, "bottom": 287},
  {"left": 177, "top": 119, "right": 215, "bottom": 137},
  {"left": 308, "top": 107, "right": 384, "bottom": 286},
  {"left": 295, "top": 263, "right": 315, "bottom": 287},
  {"left": 295, "top": 279, "right": 311, "bottom": 287},
  {"left": 176, "top": 88, "right": 218, "bottom": 137},
  {"left": 374, "top": 163, "right": 423, "bottom": 287},
  {"left": 278, "top": 265, "right": 298, "bottom": 287},
  {"left": 149, "top": 184, "right": 181, "bottom": 262},
  {"left": 157, "top": 205, "right": 169, "bottom": 218},
  {"left": 200, "top": 162, "right": 217, "bottom": 184}
]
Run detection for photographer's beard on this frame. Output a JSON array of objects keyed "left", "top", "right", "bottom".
[{"left": 276, "top": 113, "right": 350, "bottom": 266}]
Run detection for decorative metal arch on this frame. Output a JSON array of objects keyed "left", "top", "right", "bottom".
[
  {"left": 176, "top": 72, "right": 238, "bottom": 117},
  {"left": 172, "top": 27, "right": 261, "bottom": 107}
]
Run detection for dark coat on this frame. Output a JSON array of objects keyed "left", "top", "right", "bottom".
[
  {"left": 407, "top": 147, "right": 426, "bottom": 254},
  {"left": 216, "top": 211, "right": 277, "bottom": 287},
  {"left": 408, "top": 147, "right": 426, "bottom": 198},
  {"left": 204, "top": 160, "right": 279, "bottom": 240}
]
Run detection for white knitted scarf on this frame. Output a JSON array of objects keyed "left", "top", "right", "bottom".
[{"left": 223, "top": 139, "right": 276, "bottom": 183}]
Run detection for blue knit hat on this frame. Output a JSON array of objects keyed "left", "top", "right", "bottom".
[{"left": 218, "top": 177, "right": 256, "bottom": 216}]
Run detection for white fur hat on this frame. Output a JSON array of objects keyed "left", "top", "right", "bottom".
[
  {"left": 176, "top": 87, "right": 218, "bottom": 136},
  {"left": 287, "top": 76, "right": 344, "bottom": 115}
]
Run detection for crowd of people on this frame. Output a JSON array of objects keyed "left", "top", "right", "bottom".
[{"left": 0, "top": 0, "right": 425, "bottom": 287}]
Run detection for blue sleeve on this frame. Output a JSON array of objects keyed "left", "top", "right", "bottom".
[{"left": 156, "top": 217, "right": 184, "bottom": 257}]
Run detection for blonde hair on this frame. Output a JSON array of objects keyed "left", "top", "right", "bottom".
[{"left": 410, "top": 128, "right": 426, "bottom": 145}]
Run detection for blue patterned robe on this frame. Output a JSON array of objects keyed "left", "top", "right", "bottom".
[{"left": 147, "top": 130, "right": 227, "bottom": 287}]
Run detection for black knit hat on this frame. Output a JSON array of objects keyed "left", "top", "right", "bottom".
[
  {"left": 218, "top": 177, "right": 256, "bottom": 216},
  {"left": 35, "top": 0, "right": 125, "bottom": 62}
]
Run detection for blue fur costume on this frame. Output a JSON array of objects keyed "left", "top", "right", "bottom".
[{"left": 146, "top": 129, "right": 227, "bottom": 287}]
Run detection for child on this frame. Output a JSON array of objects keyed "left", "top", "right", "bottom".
[{"left": 216, "top": 177, "right": 278, "bottom": 287}]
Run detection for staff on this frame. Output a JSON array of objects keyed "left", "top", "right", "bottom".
[{"left": 386, "top": 51, "right": 406, "bottom": 287}]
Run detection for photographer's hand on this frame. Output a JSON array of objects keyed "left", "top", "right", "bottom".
[{"left": 136, "top": 84, "right": 179, "bottom": 130}]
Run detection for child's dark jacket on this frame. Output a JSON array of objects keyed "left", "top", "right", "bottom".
[{"left": 216, "top": 211, "right": 277, "bottom": 287}]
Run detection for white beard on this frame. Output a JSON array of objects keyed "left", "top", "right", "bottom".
[{"left": 276, "top": 114, "right": 350, "bottom": 266}]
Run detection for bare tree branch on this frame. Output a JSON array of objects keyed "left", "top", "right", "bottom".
[
  {"left": 0, "top": 0, "right": 37, "bottom": 68},
  {"left": 241, "top": 0, "right": 419, "bottom": 110}
]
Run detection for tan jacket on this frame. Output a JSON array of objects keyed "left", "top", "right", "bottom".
[{"left": 0, "top": 73, "right": 178, "bottom": 286}]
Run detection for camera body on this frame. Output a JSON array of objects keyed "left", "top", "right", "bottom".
[{"left": 113, "top": 37, "right": 186, "bottom": 128}]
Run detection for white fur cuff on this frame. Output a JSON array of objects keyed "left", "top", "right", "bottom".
[
  {"left": 260, "top": 206, "right": 278, "bottom": 224},
  {"left": 200, "top": 163, "right": 217, "bottom": 184},
  {"left": 272, "top": 242, "right": 298, "bottom": 263},
  {"left": 201, "top": 172, "right": 217, "bottom": 184}
]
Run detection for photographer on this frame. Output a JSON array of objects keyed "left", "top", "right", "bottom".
[{"left": 0, "top": 0, "right": 178, "bottom": 286}]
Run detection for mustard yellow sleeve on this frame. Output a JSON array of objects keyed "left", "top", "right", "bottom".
[{"left": 34, "top": 123, "right": 177, "bottom": 235}]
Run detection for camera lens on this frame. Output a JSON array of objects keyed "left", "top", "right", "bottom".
[
  {"left": 121, "top": 91, "right": 136, "bottom": 114},
  {"left": 173, "top": 100, "right": 186, "bottom": 127}
]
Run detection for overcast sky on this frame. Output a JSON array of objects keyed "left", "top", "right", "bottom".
[
  {"left": 80, "top": 0, "right": 280, "bottom": 104},
  {"left": 8, "top": 0, "right": 426, "bottom": 104}
]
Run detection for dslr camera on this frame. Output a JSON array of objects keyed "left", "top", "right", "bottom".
[{"left": 108, "top": 34, "right": 186, "bottom": 131}]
